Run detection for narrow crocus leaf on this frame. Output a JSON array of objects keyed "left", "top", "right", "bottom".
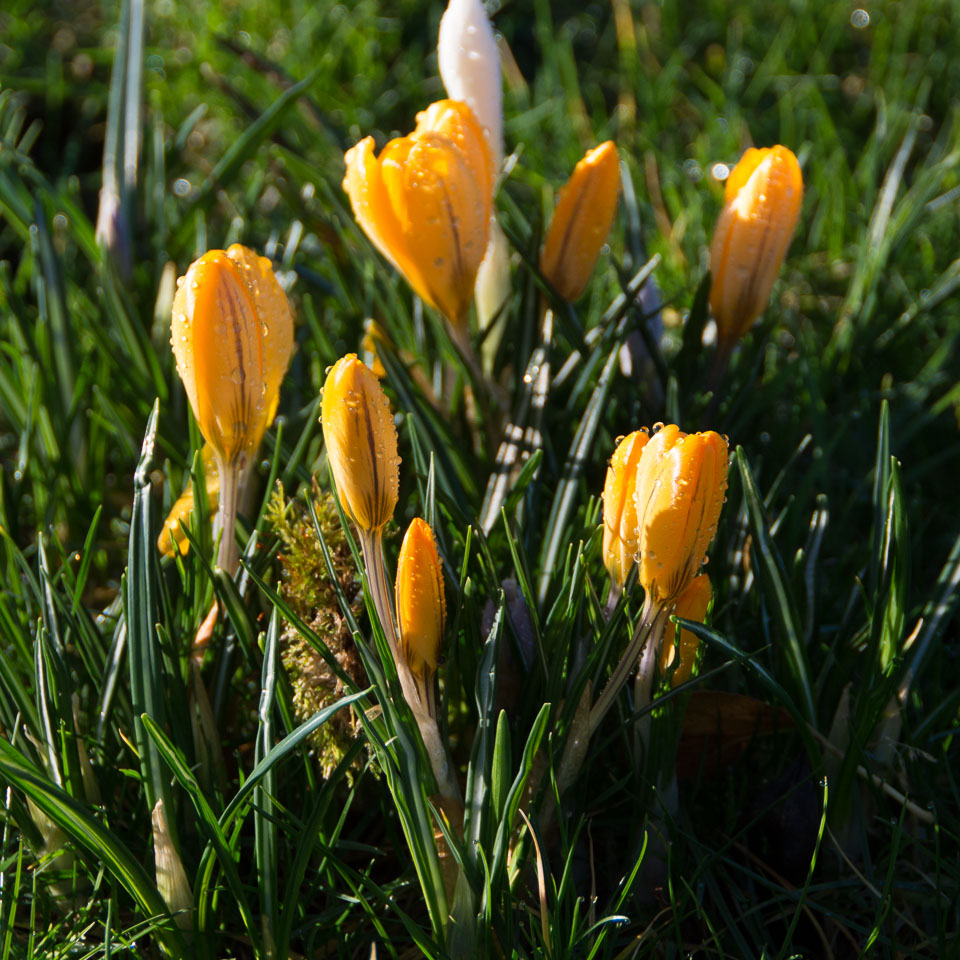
[{"left": 158, "top": 442, "right": 219, "bottom": 557}]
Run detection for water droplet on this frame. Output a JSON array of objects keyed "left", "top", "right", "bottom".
[{"left": 850, "top": 8, "right": 869, "bottom": 28}]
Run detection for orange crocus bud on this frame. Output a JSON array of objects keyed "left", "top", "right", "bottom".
[
  {"left": 540, "top": 141, "right": 620, "bottom": 302},
  {"left": 170, "top": 244, "right": 294, "bottom": 468},
  {"left": 342, "top": 99, "right": 493, "bottom": 327},
  {"left": 633, "top": 426, "right": 728, "bottom": 606},
  {"left": 158, "top": 443, "right": 219, "bottom": 557},
  {"left": 361, "top": 320, "right": 390, "bottom": 379},
  {"left": 320, "top": 354, "right": 400, "bottom": 535},
  {"left": 708, "top": 145, "right": 803, "bottom": 346},
  {"left": 661, "top": 573, "right": 712, "bottom": 687},
  {"left": 602, "top": 429, "right": 651, "bottom": 587},
  {"left": 395, "top": 518, "right": 447, "bottom": 679}
]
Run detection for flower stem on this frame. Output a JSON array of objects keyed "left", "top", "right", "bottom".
[
  {"left": 632, "top": 610, "right": 670, "bottom": 761},
  {"left": 588, "top": 596, "right": 660, "bottom": 736},
  {"left": 214, "top": 456, "right": 242, "bottom": 574},
  {"left": 359, "top": 531, "right": 399, "bottom": 663}
]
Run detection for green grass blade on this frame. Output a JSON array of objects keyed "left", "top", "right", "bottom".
[
  {"left": 0, "top": 737, "right": 185, "bottom": 955},
  {"left": 736, "top": 448, "right": 816, "bottom": 723}
]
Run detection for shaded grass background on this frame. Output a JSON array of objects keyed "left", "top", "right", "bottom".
[{"left": 0, "top": 0, "right": 959, "bottom": 956}]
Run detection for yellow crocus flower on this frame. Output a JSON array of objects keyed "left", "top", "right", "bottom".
[
  {"left": 320, "top": 354, "right": 399, "bottom": 536},
  {"left": 395, "top": 518, "right": 446, "bottom": 680},
  {"left": 171, "top": 245, "right": 293, "bottom": 468},
  {"left": 170, "top": 244, "right": 293, "bottom": 571},
  {"left": 540, "top": 141, "right": 620, "bottom": 303},
  {"left": 633, "top": 426, "right": 728, "bottom": 606},
  {"left": 709, "top": 145, "right": 803, "bottom": 347},
  {"left": 342, "top": 99, "right": 493, "bottom": 328}
]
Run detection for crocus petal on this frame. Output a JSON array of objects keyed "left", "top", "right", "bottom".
[
  {"left": 343, "top": 136, "right": 432, "bottom": 301},
  {"left": 414, "top": 99, "right": 494, "bottom": 204},
  {"left": 381, "top": 133, "right": 490, "bottom": 324},
  {"left": 171, "top": 248, "right": 293, "bottom": 467},
  {"left": 661, "top": 573, "right": 712, "bottom": 687},
  {"left": 602, "top": 429, "right": 651, "bottom": 587}
]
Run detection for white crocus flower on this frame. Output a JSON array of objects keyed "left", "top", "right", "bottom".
[
  {"left": 439, "top": 0, "right": 510, "bottom": 365},
  {"left": 438, "top": 0, "right": 502, "bottom": 168}
]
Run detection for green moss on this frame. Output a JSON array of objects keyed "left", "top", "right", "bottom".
[{"left": 266, "top": 481, "right": 366, "bottom": 778}]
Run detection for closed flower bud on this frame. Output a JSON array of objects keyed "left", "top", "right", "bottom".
[
  {"left": 320, "top": 355, "right": 399, "bottom": 535},
  {"left": 540, "top": 141, "right": 620, "bottom": 302},
  {"left": 343, "top": 99, "right": 493, "bottom": 326},
  {"left": 171, "top": 244, "right": 293, "bottom": 468},
  {"left": 438, "top": 0, "right": 503, "bottom": 171},
  {"left": 360, "top": 319, "right": 390, "bottom": 379},
  {"left": 395, "top": 518, "right": 446, "bottom": 679},
  {"left": 633, "top": 426, "right": 728, "bottom": 606},
  {"left": 602, "top": 430, "right": 650, "bottom": 587},
  {"left": 709, "top": 145, "right": 803, "bottom": 346},
  {"left": 661, "top": 573, "right": 711, "bottom": 687}
]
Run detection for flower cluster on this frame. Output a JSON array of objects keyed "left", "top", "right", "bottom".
[{"left": 157, "top": 0, "right": 806, "bottom": 928}]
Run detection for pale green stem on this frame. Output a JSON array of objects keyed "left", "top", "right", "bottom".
[
  {"left": 588, "top": 596, "right": 659, "bottom": 736},
  {"left": 632, "top": 611, "right": 670, "bottom": 763},
  {"left": 214, "top": 454, "right": 243, "bottom": 574},
  {"left": 359, "top": 531, "right": 399, "bottom": 663},
  {"left": 603, "top": 581, "right": 623, "bottom": 619}
]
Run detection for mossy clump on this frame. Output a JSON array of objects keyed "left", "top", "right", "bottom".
[{"left": 265, "top": 480, "right": 366, "bottom": 778}]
